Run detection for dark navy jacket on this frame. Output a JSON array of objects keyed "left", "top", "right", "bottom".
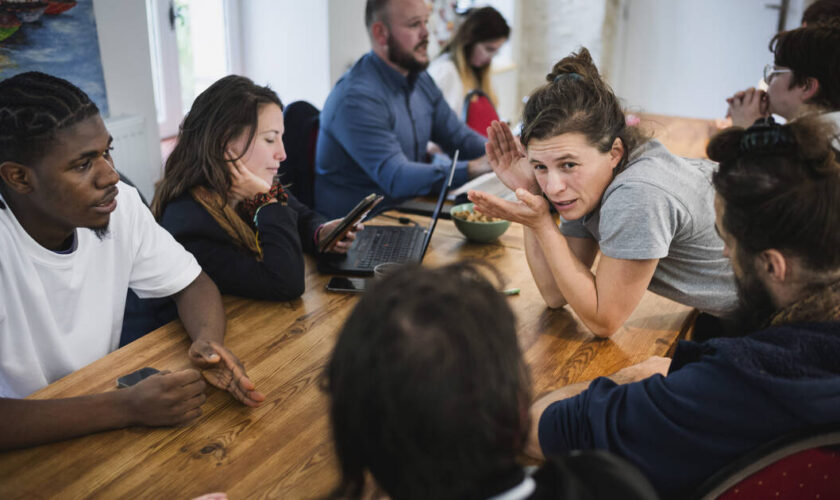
[{"left": 539, "top": 321, "right": 840, "bottom": 499}]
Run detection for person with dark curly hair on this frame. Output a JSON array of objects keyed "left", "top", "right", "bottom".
[
  {"left": 326, "top": 262, "right": 658, "bottom": 500},
  {"left": 530, "top": 116, "right": 840, "bottom": 498}
]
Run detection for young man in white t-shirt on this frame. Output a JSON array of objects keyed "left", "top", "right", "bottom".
[{"left": 0, "top": 72, "right": 265, "bottom": 450}]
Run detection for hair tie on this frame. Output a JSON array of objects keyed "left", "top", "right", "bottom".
[
  {"left": 739, "top": 117, "right": 795, "bottom": 154},
  {"left": 553, "top": 72, "right": 582, "bottom": 83}
]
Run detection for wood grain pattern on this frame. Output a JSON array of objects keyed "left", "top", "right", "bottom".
[{"left": 0, "top": 216, "right": 693, "bottom": 499}]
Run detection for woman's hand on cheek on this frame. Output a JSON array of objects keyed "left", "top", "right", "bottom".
[{"left": 226, "top": 150, "right": 271, "bottom": 206}]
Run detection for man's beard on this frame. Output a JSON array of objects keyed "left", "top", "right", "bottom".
[
  {"left": 92, "top": 225, "right": 110, "bottom": 240},
  {"left": 732, "top": 258, "right": 778, "bottom": 334},
  {"left": 387, "top": 33, "right": 429, "bottom": 74}
]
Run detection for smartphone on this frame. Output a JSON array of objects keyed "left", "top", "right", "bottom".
[
  {"left": 326, "top": 276, "right": 368, "bottom": 294},
  {"left": 318, "top": 193, "right": 383, "bottom": 252},
  {"left": 116, "top": 367, "right": 160, "bottom": 388}
]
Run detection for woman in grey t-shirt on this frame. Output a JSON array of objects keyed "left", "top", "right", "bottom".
[{"left": 469, "top": 48, "right": 737, "bottom": 337}]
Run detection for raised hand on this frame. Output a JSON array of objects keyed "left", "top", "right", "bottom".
[
  {"left": 725, "top": 87, "right": 769, "bottom": 128},
  {"left": 226, "top": 150, "right": 272, "bottom": 206},
  {"left": 468, "top": 188, "right": 555, "bottom": 233},
  {"left": 485, "top": 121, "right": 540, "bottom": 194},
  {"left": 124, "top": 369, "right": 207, "bottom": 426},
  {"left": 189, "top": 340, "right": 266, "bottom": 407}
]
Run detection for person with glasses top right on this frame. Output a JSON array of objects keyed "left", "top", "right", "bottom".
[{"left": 726, "top": 21, "right": 840, "bottom": 144}]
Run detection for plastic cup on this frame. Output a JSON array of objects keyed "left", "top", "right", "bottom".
[{"left": 373, "top": 262, "right": 404, "bottom": 280}]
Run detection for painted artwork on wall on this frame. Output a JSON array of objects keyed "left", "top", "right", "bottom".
[{"left": 0, "top": 0, "right": 109, "bottom": 116}]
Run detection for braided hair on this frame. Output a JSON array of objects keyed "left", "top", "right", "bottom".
[
  {"left": 0, "top": 72, "right": 99, "bottom": 166},
  {"left": 709, "top": 117, "right": 840, "bottom": 272}
]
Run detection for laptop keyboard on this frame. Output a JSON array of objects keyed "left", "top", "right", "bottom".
[{"left": 354, "top": 227, "right": 424, "bottom": 268}]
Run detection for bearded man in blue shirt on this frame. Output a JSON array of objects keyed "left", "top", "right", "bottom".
[{"left": 315, "top": 0, "right": 491, "bottom": 218}]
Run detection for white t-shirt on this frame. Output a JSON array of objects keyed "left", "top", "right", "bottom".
[
  {"left": 428, "top": 53, "right": 465, "bottom": 117},
  {"left": 0, "top": 182, "right": 201, "bottom": 398}
]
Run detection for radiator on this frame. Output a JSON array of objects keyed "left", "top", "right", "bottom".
[{"left": 103, "top": 114, "right": 154, "bottom": 200}]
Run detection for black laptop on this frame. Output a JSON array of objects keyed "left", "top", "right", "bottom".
[{"left": 318, "top": 151, "right": 459, "bottom": 276}]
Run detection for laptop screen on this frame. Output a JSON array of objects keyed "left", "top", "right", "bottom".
[{"left": 418, "top": 150, "right": 459, "bottom": 258}]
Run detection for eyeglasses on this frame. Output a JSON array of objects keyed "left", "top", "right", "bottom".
[{"left": 763, "top": 64, "right": 792, "bottom": 84}]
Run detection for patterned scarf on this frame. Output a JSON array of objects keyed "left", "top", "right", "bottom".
[
  {"left": 189, "top": 186, "right": 263, "bottom": 260},
  {"left": 769, "top": 279, "right": 840, "bottom": 326}
]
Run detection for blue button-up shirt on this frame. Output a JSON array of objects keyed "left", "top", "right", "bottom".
[{"left": 314, "top": 51, "right": 486, "bottom": 218}]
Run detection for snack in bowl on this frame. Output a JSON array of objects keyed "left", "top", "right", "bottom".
[{"left": 449, "top": 203, "right": 510, "bottom": 243}]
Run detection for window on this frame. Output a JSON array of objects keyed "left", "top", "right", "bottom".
[{"left": 146, "top": 0, "right": 241, "bottom": 138}]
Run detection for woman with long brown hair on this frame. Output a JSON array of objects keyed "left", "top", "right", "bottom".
[
  {"left": 428, "top": 6, "right": 510, "bottom": 115},
  {"left": 121, "top": 75, "right": 357, "bottom": 344},
  {"left": 148, "top": 75, "right": 355, "bottom": 304}
]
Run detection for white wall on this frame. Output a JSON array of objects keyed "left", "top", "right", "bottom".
[
  {"left": 92, "top": 0, "right": 162, "bottom": 199},
  {"left": 328, "top": 0, "right": 370, "bottom": 86},
  {"left": 517, "top": 0, "right": 607, "bottom": 115},
  {"left": 609, "top": 0, "right": 803, "bottom": 119},
  {"left": 241, "top": 0, "right": 332, "bottom": 109}
]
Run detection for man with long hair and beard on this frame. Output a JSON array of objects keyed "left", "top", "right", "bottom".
[
  {"left": 314, "top": 0, "right": 492, "bottom": 218},
  {"left": 528, "top": 117, "right": 840, "bottom": 498}
]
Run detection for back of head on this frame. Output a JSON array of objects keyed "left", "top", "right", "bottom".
[
  {"left": 801, "top": 0, "right": 840, "bottom": 25},
  {"left": 0, "top": 72, "right": 98, "bottom": 167},
  {"left": 365, "top": 0, "right": 390, "bottom": 30},
  {"left": 326, "top": 262, "right": 530, "bottom": 500},
  {"left": 150, "top": 74, "right": 282, "bottom": 218},
  {"left": 770, "top": 21, "right": 840, "bottom": 111},
  {"left": 520, "top": 48, "right": 644, "bottom": 171},
  {"left": 708, "top": 117, "right": 840, "bottom": 275}
]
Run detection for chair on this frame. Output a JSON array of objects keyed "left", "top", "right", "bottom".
[
  {"left": 118, "top": 170, "right": 149, "bottom": 207},
  {"left": 461, "top": 89, "right": 499, "bottom": 137},
  {"left": 690, "top": 422, "right": 840, "bottom": 500},
  {"left": 280, "top": 101, "right": 320, "bottom": 208}
]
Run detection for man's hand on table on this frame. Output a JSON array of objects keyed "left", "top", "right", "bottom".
[
  {"left": 189, "top": 340, "right": 266, "bottom": 407},
  {"left": 123, "top": 369, "right": 207, "bottom": 426}
]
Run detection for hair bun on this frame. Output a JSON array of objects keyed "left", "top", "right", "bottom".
[
  {"left": 706, "top": 127, "right": 744, "bottom": 163},
  {"left": 545, "top": 48, "right": 598, "bottom": 83},
  {"left": 553, "top": 72, "right": 583, "bottom": 84},
  {"left": 739, "top": 117, "right": 796, "bottom": 155}
]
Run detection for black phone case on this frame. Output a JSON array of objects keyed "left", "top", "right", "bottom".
[{"left": 116, "top": 367, "right": 160, "bottom": 388}]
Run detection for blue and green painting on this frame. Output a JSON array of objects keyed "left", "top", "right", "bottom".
[{"left": 0, "top": 0, "right": 109, "bottom": 116}]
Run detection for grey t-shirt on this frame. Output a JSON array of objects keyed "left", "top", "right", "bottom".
[{"left": 560, "top": 140, "right": 737, "bottom": 317}]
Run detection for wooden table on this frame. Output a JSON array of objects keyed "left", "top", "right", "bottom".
[{"left": 0, "top": 216, "right": 694, "bottom": 499}]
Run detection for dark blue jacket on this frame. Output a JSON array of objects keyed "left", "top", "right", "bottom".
[{"left": 538, "top": 321, "right": 840, "bottom": 499}]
